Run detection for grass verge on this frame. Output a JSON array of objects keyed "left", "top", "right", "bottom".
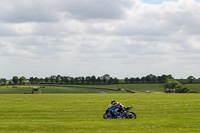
[{"left": 0, "top": 93, "right": 199, "bottom": 133}]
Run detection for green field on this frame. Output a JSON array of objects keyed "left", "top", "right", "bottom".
[
  {"left": 1, "top": 83, "right": 199, "bottom": 94},
  {"left": 177, "top": 79, "right": 200, "bottom": 84},
  {"left": 0, "top": 84, "right": 165, "bottom": 94},
  {"left": 184, "top": 84, "right": 200, "bottom": 93},
  {"left": 0, "top": 94, "right": 199, "bottom": 133}
]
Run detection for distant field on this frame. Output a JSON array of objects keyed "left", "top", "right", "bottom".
[
  {"left": 184, "top": 84, "right": 200, "bottom": 93},
  {"left": 0, "top": 85, "right": 122, "bottom": 94},
  {"left": 0, "top": 94, "right": 199, "bottom": 133},
  {"left": 0, "top": 84, "right": 165, "bottom": 94},
  {"left": 66, "top": 84, "right": 165, "bottom": 92},
  {"left": 177, "top": 79, "right": 200, "bottom": 84}
]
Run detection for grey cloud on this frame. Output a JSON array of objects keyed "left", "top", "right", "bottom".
[
  {"left": 59, "top": 0, "right": 133, "bottom": 19},
  {"left": 0, "top": 36, "right": 63, "bottom": 59},
  {"left": 1, "top": 0, "right": 200, "bottom": 79},
  {"left": 0, "top": 0, "right": 60, "bottom": 23},
  {"left": 0, "top": 23, "right": 17, "bottom": 36},
  {"left": 0, "top": 0, "right": 134, "bottom": 23},
  {"left": 164, "top": 11, "right": 200, "bottom": 35}
]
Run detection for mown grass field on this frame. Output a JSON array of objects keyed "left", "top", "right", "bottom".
[
  {"left": 177, "top": 79, "right": 200, "bottom": 84},
  {"left": 184, "top": 84, "right": 200, "bottom": 93},
  {"left": 0, "top": 84, "right": 165, "bottom": 94},
  {"left": 0, "top": 94, "right": 199, "bottom": 133},
  {"left": 1, "top": 83, "right": 199, "bottom": 94}
]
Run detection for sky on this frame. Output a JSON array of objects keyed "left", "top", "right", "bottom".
[{"left": 1, "top": 0, "right": 200, "bottom": 79}]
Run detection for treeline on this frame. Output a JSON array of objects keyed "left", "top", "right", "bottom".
[
  {"left": 124, "top": 74, "right": 173, "bottom": 84},
  {"left": 0, "top": 74, "right": 198, "bottom": 85},
  {"left": 1, "top": 74, "right": 118, "bottom": 85},
  {"left": 0, "top": 74, "right": 173, "bottom": 85}
]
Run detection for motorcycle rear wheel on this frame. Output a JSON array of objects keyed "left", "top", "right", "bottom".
[{"left": 128, "top": 111, "right": 137, "bottom": 119}]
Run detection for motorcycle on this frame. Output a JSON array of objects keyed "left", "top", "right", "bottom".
[{"left": 103, "top": 106, "right": 137, "bottom": 119}]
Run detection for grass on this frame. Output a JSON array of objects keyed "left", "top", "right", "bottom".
[
  {"left": 0, "top": 85, "right": 99, "bottom": 94},
  {"left": 0, "top": 94, "right": 199, "bottom": 133},
  {"left": 184, "top": 84, "right": 200, "bottom": 93},
  {"left": 65, "top": 83, "right": 165, "bottom": 92},
  {"left": 177, "top": 79, "right": 200, "bottom": 84},
  {"left": 0, "top": 84, "right": 165, "bottom": 94}
]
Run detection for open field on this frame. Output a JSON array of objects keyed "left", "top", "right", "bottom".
[
  {"left": 0, "top": 84, "right": 165, "bottom": 94},
  {"left": 65, "top": 84, "right": 165, "bottom": 93},
  {"left": 177, "top": 79, "right": 200, "bottom": 84},
  {"left": 0, "top": 94, "right": 199, "bottom": 133},
  {"left": 184, "top": 84, "right": 200, "bottom": 93}
]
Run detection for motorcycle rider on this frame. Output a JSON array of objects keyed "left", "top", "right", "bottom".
[{"left": 109, "top": 99, "right": 125, "bottom": 118}]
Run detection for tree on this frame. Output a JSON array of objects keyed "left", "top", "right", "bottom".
[
  {"left": 34, "top": 77, "right": 39, "bottom": 84},
  {"left": 161, "top": 75, "right": 167, "bottom": 83},
  {"left": 96, "top": 77, "right": 101, "bottom": 84},
  {"left": 56, "top": 75, "right": 62, "bottom": 84},
  {"left": 86, "top": 76, "right": 91, "bottom": 84},
  {"left": 130, "top": 78, "right": 135, "bottom": 83},
  {"left": 102, "top": 77, "right": 107, "bottom": 84},
  {"left": 135, "top": 77, "right": 140, "bottom": 83},
  {"left": 145, "top": 74, "right": 156, "bottom": 83},
  {"left": 29, "top": 77, "right": 34, "bottom": 84},
  {"left": 166, "top": 74, "right": 174, "bottom": 79},
  {"left": 157, "top": 76, "right": 162, "bottom": 83},
  {"left": 113, "top": 78, "right": 119, "bottom": 84},
  {"left": 164, "top": 77, "right": 193, "bottom": 93},
  {"left": 39, "top": 78, "right": 44, "bottom": 83},
  {"left": 102, "top": 74, "right": 111, "bottom": 84},
  {"left": 63, "top": 76, "right": 70, "bottom": 84},
  {"left": 91, "top": 76, "right": 96, "bottom": 84},
  {"left": 124, "top": 77, "right": 129, "bottom": 84},
  {"left": 102, "top": 74, "right": 111, "bottom": 80},
  {"left": 8, "top": 80, "right": 12, "bottom": 85},
  {"left": 0, "top": 78, "right": 7, "bottom": 85},
  {"left": 108, "top": 77, "right": 114, "bottom": 84},
  {"left": 60, "top": 76, "right": 65, "bottom": 84},
  {"left": 80, "top": 77, "right": 85, "bottom": 84},
  {"left": 187, "top": 76, "right": 195, "bottom": 83},
  {"left": 70, "top": 77, "right": 75, "bottom": 84},
  {"left": 74, "top": 77, "right": 79, "bottom": 84},
  {"left": 50, "top": 75, "right": 56, "bottom": 84},
  {"left": 19, "top": 76, "right": 26, "bottom": 84},
  {"left": 12, "top": 76, "right": 19, "bottom": 85},
  {"left": 45, "top": 77, "right": 49, "bottom": 84},
  {"left": 141, "top": 77, "right": 146, "bottom": 83},
  {"left": 3, "top": 78, "right": 7, "bottom": 85},
  {"left": 145, "top": 75, "right": 151, "bottom": 83},
  {"left": 151, "top": 75, "right": 157, "bottom": 83}
]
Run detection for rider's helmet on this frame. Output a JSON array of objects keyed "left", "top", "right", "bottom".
[{"left": 111, "top": 99, "right": 117, "bottom": 105}]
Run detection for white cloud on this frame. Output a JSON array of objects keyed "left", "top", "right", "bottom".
[{"left": 0, "top": 0, "right": 200, "bottom": 79}]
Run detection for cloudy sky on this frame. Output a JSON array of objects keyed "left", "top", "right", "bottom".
[{"left": 1, "top": 0, "right": 200, "bottom": 79}]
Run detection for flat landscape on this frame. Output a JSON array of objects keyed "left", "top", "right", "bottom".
[
  {"left": 1, "top": 0, "right": 200, "bottom": 133},
  {"left": 0, "top": 84, "right": 169, "bottom": 94},
  {"left": 0, "top": 83, "right": 200, "bottom": 94},
  {"left": 0, "top": 93, "right": 199, "bottom": 133},
  {"left": 184, "top": 84, "right": 200, "bottom": 93}
]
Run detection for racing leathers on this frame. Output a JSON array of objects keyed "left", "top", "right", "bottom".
[{"left": 108, "top": 102, "right": 125, "bottom": 116}]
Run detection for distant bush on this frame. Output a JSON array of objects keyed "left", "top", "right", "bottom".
[{"left": 164, "top": 77, "right": 195, "bottom": 93}]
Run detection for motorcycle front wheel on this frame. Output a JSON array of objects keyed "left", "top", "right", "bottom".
[{"left": 103, "top": 113, "right": 113, "bottom": 119}]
